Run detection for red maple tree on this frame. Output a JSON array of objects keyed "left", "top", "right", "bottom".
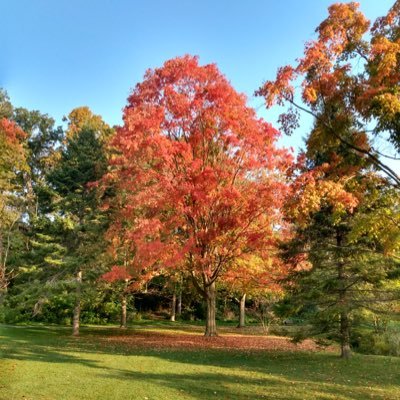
[{"left": 105, "top": 56, "right": 291, "bottom": 336}]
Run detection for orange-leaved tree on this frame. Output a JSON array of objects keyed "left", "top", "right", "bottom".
[
  {"left": 256, "top": 1, "right": 400, "bottom": 357},
  {"left": 256, "top": 1, "right": 400, "bottom": 186},
  {"left": 105, "top": 55, "right": 291, "bottom": 336},
  {"left": 223, "top": 254, "right": 287, "bottom": 329}
]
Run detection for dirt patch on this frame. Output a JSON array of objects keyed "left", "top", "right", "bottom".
[{"left": 98, "top": 330, "right": 334, "bottom": 352}]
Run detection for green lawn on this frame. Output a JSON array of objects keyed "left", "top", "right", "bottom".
[{"left": 0, "top": 324, "right": 399, "bottom": 400}]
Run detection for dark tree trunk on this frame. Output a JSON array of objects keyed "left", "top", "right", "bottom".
[
  {"left": 72, "top": 270, "right": 82, "bottom": 336},
  {"left": 238, "top": 293, "right": 246, "bottom": 328},
  {"left": 204, "top": 281, "right": 217, "bottom": 337},
  {"left": 170, "top": 292, "right": 176, "bottom": 322}
]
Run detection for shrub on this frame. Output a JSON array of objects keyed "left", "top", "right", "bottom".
[{"left": 356, "top": 330, "right": 400, "bottom": 356}]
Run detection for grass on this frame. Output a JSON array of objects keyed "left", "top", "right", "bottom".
[{"left": 0, "top": 323, "right": 399, "bottom": 400}]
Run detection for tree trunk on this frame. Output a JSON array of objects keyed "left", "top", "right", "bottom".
[
  {"left": 120, "top": 295, "right": 127, "bottom": 328},
  {"left": 170, "top": 292, "right": 176, "bottom": 322},
  {"left": 340, "top": 311, "right": 351, "bottom": 359},
  {"left": 337, "top": 231, "right": 351, "bottom": 359},
  {"left": 0, "top": 231, "right": 5, "bottom": 294},
  {"left": 177, "top": 291, "right": 182, "bottom": 316},
  {"left": 204, "top": 281, "right": 217, "bottom": 337},
  {"left": 120, "top": 278, "right": 128, "bottom": 328},
  {"left": 238, "top": 293, "right": 246, "bottom": 328},
  {"left": 72, "top": 270, "right": 82, "bottom": 336},
  {"left": 0, "top": 222, "right": 16, "bottom": 295}
]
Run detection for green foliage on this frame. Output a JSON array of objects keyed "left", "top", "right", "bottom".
[
  {"left": 281, "top": 205, "right": 400, "bottom": 349},
  {"left": 0, "top": 93, "right": 114, "bottom": 325},
  {"left": 355, "top": 329, "right": 400, "bottom": 357},
  {"left": 0, "top": 89, "right": 13, "bottom": 119}
]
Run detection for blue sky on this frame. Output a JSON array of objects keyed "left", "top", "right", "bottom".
[{"left": 1, "top": 0, "right": 395, "bottom": 153}]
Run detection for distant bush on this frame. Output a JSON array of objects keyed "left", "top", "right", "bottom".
[
  {"left": 80, "top": 311, "right": 108, "bottom": 325},
  {"left": 355, "top": 330, "right": 400, "bottom": 356}
]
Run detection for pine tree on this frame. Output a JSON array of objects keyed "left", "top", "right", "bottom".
[{"left": 47, "top": 124, "right": 111, "bottom": 335}]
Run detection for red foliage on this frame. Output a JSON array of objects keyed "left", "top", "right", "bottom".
[
  {"left": 0, "top": 118, "right": 26, "bottom": 140},
  {"left": 101, "top": 266, "right": 132, "bottom": 283},
  {"left": 106, "top": 55, "right": 292, "bottom": 293},
  {"left": 0, "top": 118, "right": 27, "bottom": 175}
]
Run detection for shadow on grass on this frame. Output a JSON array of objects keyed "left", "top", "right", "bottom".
[
  {"left": 0, "top": 325, "right": 106, "bottom": 370},
  {"left": 1, "top": 324, "right": 399, "bottom": 400},
  {"left": 98, "top": 367, "right": 391, "bottom": 400}
]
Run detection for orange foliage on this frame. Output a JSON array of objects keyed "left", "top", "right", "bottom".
[
  {"left": 285, "top": 156, "right": 359, "bottom": 227},
  {"left": 257, "top": 1, "right": 400, "bottom": 161}
]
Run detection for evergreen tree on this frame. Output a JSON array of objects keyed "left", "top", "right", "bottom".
[
  {"left": 47, "top": 122, "right": 111, "bottom": 335},
  {"left": 280, "top": 118, "right": 400, "bottom": 358}
]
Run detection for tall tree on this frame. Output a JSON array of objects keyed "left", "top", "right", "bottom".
[
  {"left": 282, "top": 174, "right": 399, "bottom": 358},
  {"left": 48, "top": 113, "right": 111, "bottom": 335},
  {"left": 106, "top": 55, "right": 290, "bottom": 336},
  {"left": 0, "top": 90, "right": 67, "bottom": 318},
  {"left": 257, "top": 0, "right": 400, "bottom": 358},
  {"left": 279, "top": 103, "right": 399, "bottom": 358}
]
